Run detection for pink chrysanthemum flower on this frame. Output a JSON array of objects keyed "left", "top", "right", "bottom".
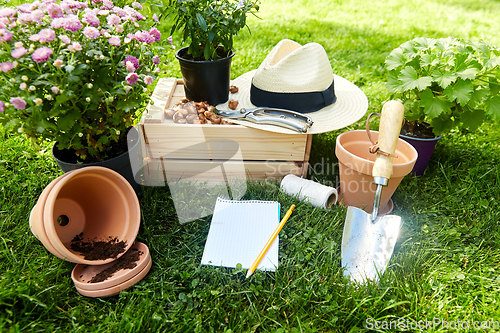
[
  {"left": 0, "top": 62, "right": 14, "bottom": 72},
  {"left": 126, "top": 73, "right": 138, "bottom": 85},
  {"left": 82, "top": 12, "right": 100, "bottom": 26},
  {"left": 47, "top": 3, "right": 63, "bottom": 18},
  {"left": 126, "top": 61, "right": 135, "bottom": 72},
  {"left": 51, "top": 18, "right": 64, "bottom": 29},
  {"left": 83, "top": 26, "right": 100, "bottom": 39},
  {"left": 18, "top": 13, "right": 33, "bottom": 24},
  {"left": 39, "top": 28, "right": 56, "bottom": 42},
  {"left": 10, "top": 97, "right": 26, "bottom": 110},
  {"left": 31, "top": 47, "right": 53, "bottom": 63},
  {"left": 0, "top": 101, "right": 4, "bottom": 113},
  {"left": 0, "top": 8, "right": 16, "bottom": 18},
  {"left": 103, "top": 0, "right": 113, "bottom": 9},
  {"left": 113, "top": 7, "right": 126, "bottom": 17},
  {"left": 108, "top": 36, "right": 120, "bottom": 46},
  {"left": 0, "top": 29, "right": 13, "bottom": 43},
  {"left": 59, "top": 34, "right": 71, "bottom": 44},
  {"left": 153, "top": 55, "right": 160, "bottom": 65},
  {"left": 107, "top": 13, "right": 121, "bottom": 26},
  {"left": 31, "top": 9, "right": 45, "bottom": 22},
  {"left": 144, "top": 75, "right": 153, "bottom": 85},
  {"left": 69, "top": 41, "right": 82, "bottom": 51},
  {"left": 53, "top": 59, "right": 63, "bottom": 68},
  {"left": 149, "top": 28, "right": 161, "bottom": 42},
  {"left": 135, "top": 30, "right": 153, "bottom": 44},
  {"left": 51, "top": 86, "right": 60, "bottom": 94},
  {"left": 123, "top": 56, "right": 139, "bottom": 70},
  {"left": 63, "top": 15, "right": 82, "bottom": 32},
  {"left": 132, "top": 2, "right": 143, "bottom": 10},
  {"left": 11, "top": 47, "right": 27, "bottom": 58},
  {"left": 29, "top": 34, "right": 41, "bottom": 42}
]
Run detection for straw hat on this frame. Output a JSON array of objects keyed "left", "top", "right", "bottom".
[{"left": 216, "top": 39, "right": 368, "bottom": 134}]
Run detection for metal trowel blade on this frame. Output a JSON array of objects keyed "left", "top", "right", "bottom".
[{"left": 341, "top": 206, "right": 401, "bottom": 284}]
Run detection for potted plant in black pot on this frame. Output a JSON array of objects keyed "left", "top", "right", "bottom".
[
  {"left": 168, "top": 0, "right": 260, "bottom": 105},
  {"left": 0, "top": 0, "right": 166, "bottom": 191},
  {"left": 385, "top": 37, "right": 500, "bottom": 175}
]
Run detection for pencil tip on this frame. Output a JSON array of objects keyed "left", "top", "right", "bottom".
[{"left": 245, "top": 270, "right": 252, "bottom": 278}]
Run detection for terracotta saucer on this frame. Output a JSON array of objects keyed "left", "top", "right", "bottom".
[
  {"left": 336, "top": 186, "right": 394, "bottom": 215},
  {"left": 75, "top": 256, "right": 152, "bottom": 298},
  {"left": 72, "top": 242, "right": 151, "bottom": 295}
]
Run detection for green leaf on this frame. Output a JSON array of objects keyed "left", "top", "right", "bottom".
[
  {"left": 443, "top": 79, "right": 473, "bottom": 106},
  {"left": 420, "top": 53, "right": 439, "bottom": 67},
  {"left": 56, "top": 109, "right": 80, "bottom": 131},
  {"left": 461, "top": 110, "right": 485, "bottom": 131},
  {"left": 196, "top": 12, "right": 207, "bottom": 31},
  {"left": 65, "top": 65, "right": 75, "bottom": 73},
  {"left": 399, "top": 66, "right": 432, "bottom": 91},
  {"left": 386, "top": 72, "right": 402, "bottom": 93},
  {"left": 420, "top": 88, "right": 450, "bottom": 118},
  {"left": 385, "top": 48, "right": 405, "bottom": 70},
  {"left": 457, "top": 67, "right": 479, "bottom": 80},
  {"left": 432, "top": 70, "right": 457, "bottom": 89},
  {"left": 469, "top": 86, "right": 490, "bottom": 108},
  {"left": 485, "top": 95, "right": 500, "bottom": 119}
]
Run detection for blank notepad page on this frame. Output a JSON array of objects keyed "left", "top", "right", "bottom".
[{"left": 201, "top": 198, "right": 281, "bottom": 271}]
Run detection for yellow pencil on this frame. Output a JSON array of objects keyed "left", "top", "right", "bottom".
[{"left": 246, "top": 204, "right": 295, "bottom": 278}]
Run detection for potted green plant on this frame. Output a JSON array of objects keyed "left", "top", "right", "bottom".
[
  {"left": 168, "top": 0, "right": 259, "bottom": 105},
  {"left": 385, "top": 37, "right": 500, "bottom": 175},
  {"left": 0, "top": 0, "right": 166, "bottom": 189}
]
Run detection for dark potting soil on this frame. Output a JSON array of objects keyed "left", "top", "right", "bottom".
[
  {"left": 71, "top": 233, "right": 127, "bottom": 260},
  {"left": 400, "top": 120, "right": 436, "bottom": 139},
  {"left": 88, "top": 248, "right": 143, "bottom": 283}
]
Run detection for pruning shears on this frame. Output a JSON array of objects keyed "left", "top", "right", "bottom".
[{"left": 216, "top": 107, "right": 314, "bottom": 133}]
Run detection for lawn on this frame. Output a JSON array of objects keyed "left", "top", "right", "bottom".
[{"left": 2, "top": 0, "right": 500, "bottom": 332}]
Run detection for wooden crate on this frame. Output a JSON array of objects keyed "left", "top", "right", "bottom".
[{"left": 138, "top": 78, "right": 312, "bottom": 185}]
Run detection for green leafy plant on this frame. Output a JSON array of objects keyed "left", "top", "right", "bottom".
[
  {"left": 0, "top": 0, "right": 167, "bottom": 162},
  {"left": 385, "top": 37, "right": 500, "bottom": 136},
  {"left": 168, "top": 0, "right": 259, "bottom": 61}
]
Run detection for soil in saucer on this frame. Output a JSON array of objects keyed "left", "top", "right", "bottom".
[
  {"left": 88, "top": 248, "right": 143, "bottom": 283},
  {"left": 70, "top": 233, "right": 127, "bottom": 260}
]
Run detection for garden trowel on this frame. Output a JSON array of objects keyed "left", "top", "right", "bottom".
[{"left": 341, "top": 101, "right": 405, "bottom": 284}]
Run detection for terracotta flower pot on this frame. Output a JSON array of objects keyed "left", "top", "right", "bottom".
[
  {"left": 30, "top": 166, "right": 141, "bottom": 265},
  {"left": 335, "top": 130, "right": 418, "bottom": 213}
]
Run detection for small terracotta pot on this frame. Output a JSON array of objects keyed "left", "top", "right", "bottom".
[
  {"left": 30, "top": 166, "right": 140, "bottom": 265},
  {"left": 335, "top": 130, "right": 418, "bottom": 213}
]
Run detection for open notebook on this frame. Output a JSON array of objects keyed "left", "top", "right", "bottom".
[{"left": 201, "top": 197, "right": 281, "bottom": 271}]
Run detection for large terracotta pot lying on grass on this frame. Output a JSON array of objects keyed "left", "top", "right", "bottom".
[
  {"left": 29, "top": 166, "right": 140, "bottom": 265},
  {"left": 335, "top": 130, "right": 418, "bottom": 214}
]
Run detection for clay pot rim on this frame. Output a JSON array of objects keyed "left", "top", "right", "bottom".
[
  {"left": 42, "top": 166, "right": 140, "bottom": 265},
  {"left": 71, "top": 242, "right": 150, "bottom": 291},
  {"left": 336, "top": 130, "right": 418, "bottom": 178},
  {"left": 29, "top": 172, "right": 73, "bottom": 260}
]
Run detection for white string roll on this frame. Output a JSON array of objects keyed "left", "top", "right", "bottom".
[{"left": 280, "top": 174, "right": 338, "bottom": 208}]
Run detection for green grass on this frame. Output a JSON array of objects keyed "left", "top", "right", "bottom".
[{"left": 2, "top": 0, "right": 500, "bottom": 331}]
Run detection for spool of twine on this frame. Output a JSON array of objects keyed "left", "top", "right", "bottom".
[{"left": 280, "top": 174, "right": 338, "bottom": 208}]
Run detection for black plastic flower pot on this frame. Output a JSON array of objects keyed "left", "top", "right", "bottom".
[
  {"left": 175, "top": 46, "right": 234, "bottom": 105},
  {"left": 52, "top": 127, "right": 142, "bottom": 194}
]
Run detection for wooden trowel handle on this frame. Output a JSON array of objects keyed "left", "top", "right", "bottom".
[{"left": 372, "top": 101, "right": 404, "bottom": 180}]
